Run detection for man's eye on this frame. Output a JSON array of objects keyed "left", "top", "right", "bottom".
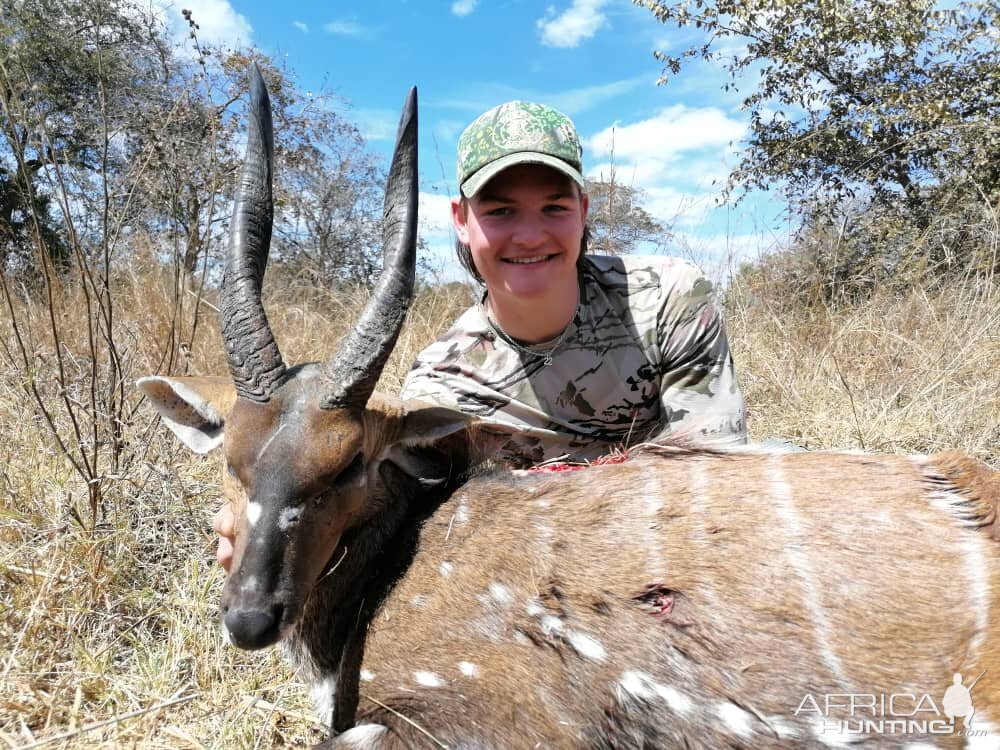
[
  {"left": 486, "top": 207, "right": 512, "bottom": 216},
  {"left": 545, "top": 204, "right": 569, "bottom": 213}
]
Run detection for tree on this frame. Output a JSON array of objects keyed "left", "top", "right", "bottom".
[
  {"left": 251, "top": 59, "right": 387, "bottom": 284},
  {"left": 634, "top": 0, "right": 1000, "bottom": 229},
  {"left": 0, "top": 0, "right": 395, "bottom": 527},
  {"left": 585, "top": 173, "right": 668, "bottom": 255},
  {"left": 0, "top": 2, "right": 392, "bottom": 285},
  {"left": 0, "top": 0, "right": 170, "bottom": 273}
]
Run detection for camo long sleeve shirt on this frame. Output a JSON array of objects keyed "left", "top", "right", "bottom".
[{"left": 401, "top": 255, "right": 747, "bottom": 466}]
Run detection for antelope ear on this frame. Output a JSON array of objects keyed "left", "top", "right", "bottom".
[
  {"left": 137, "top": 375, "right": 237, "bottom": 454},
  {"left": 381, "top": 402, "right": 513, "bottom": 488}
]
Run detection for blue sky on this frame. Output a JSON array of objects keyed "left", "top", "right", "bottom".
[{"left": 161, "top": 0, "right": 787, "bottom": 280}]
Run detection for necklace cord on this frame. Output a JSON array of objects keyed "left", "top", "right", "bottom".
[{"left": 479, "top": 298, "right": 577, "bottom": 366}]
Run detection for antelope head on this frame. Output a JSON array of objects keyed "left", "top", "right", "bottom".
[{"left": 139, "top": 69, "right": 472, "bottom": 651}]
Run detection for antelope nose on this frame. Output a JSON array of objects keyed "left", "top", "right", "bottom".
[{"left": 223, "top": 603, "right": 284, "bottom": 650}]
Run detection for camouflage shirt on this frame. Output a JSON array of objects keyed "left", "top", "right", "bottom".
[{"left": 401, "top": 255, "right": 747, "bottom": 466}]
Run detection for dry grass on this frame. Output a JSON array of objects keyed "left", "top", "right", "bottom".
[
  {"left": 0, "top": 257, "right": 996, "bottom": 748},
  {"left": 729, "top": 269, "right": 1000, "bottom": 464}
]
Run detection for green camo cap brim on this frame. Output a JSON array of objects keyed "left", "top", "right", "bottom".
[{"left": 460, "top": 152, "right": 585, "bottom": 198}]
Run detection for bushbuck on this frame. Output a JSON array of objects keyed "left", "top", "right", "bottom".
[{"left": 139, "top": 69, "right": 1000, "bottom": 749}]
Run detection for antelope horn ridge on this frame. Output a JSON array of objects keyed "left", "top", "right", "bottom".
[
  {"left": 220, "top": 64, "right": 286, "bottom": 402},
  {"left": 319, "top": 87, "right": 418, "bottom": 410}
]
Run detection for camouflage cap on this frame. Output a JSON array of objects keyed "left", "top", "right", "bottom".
[{"left": 457, "top": 101, "right": 584, "bottom": 198}]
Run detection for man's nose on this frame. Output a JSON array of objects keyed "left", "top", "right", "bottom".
[{"left": 511, "top": 216, "right": 546, "bottom": 247}]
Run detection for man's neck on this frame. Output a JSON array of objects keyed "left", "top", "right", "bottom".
[{"left": 485, "top": 281, "right": 579, "bottom": 343}]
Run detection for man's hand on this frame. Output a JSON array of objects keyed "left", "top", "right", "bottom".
[{"left": 212, "top": 501, "right": 236, "bottom": 573}]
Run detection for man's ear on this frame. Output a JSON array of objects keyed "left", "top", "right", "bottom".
[
  {"left": 136, "top": 375, "right": 237, "bottom": 454},
  {"left": 451, "top": 196, "right": 469, "bottom": 243}
]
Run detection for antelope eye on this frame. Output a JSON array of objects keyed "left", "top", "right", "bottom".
[{"left": 334, "top": 453, "right": 365, "bottom": 488}]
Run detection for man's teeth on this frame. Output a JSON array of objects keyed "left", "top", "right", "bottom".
[{"left": 506, "top": 255, "right": 549, "bottom": 264}]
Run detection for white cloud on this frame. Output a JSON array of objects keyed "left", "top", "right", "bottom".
[
  {"left": 545, "top": 76, "right": 649, "bottom": 115},
  {"left": 419, "top": 191, "right": 468, "bottom": 281},
  {"left": 346, "top": 107, "right": 399, "bottom": 142},
  {"left": 166, "top": 0, "right": 252, "bottom": 48},
  {"left": 581, "top": 105, "right": 746, "bottom": 234},
  {"left": 293, "top": 20, "right": 309, "bottom": 33},
  {"left": 435, "top": 76, "right": 648, "bottom": 120},
  {"left": 537, "top": 0, "right": 610, "bottom": 48},
  {"left": 586, "top": 105, "right": 744, "bottom": 166},
  {"left": 451, "top": 0, "right": 478, "bottom": 17},
  {"left": 642, "top": 185, "right": 715, "bottom": 229},
  {"left": 419, "top": 192, "right": 455, "bottom": 237},
  {"left": 323, "top": 19, "right": 366, "bottom": 37},
  {"left": 671, "top": 230, "right": 778, "bottom": 279}
]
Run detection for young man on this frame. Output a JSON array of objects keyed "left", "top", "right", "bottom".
[
  {"left": 400, "top": 100, "right": 747, "bottom": 466},
  {"left": 213, "top": 100, "right": 747, "bottom": 569}
]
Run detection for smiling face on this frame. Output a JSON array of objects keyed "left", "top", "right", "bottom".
[{"left": 453, "top": 164, "right": 589, "bottom": 313}]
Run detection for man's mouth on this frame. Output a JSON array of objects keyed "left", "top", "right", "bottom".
[{"left": 503, "top": 254, "right": 555, "bottom": 265}]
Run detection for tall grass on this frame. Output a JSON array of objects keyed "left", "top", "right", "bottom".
[
  {"left": 730, "top": 263, "right": 999, "bottom": 463},
  {"left": 0, "top": 257, "right": 996, "bottom": 747}
]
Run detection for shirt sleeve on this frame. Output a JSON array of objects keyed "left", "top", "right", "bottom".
[
  {"left": 400, "top": 351, "right": 462, "bottom": 409},
  {"left": 653, "top": 261, "right": 747, "bottom": 445}
]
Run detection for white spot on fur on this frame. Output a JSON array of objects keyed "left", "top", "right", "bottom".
[
  {"left": 359, "top": 669, "right": 375, "bottom": 682},
  {"left": 245, "top": 502, "right": 262, "bottom": 527},
  {"left": 813, "top": 722, "right": 857, "bottom": 747},
  {"left": 715, "top": 702, "right": 754, "bottom": 738},
  {"left": 336, "top": 723, "right": 387, "bottom": 746},
  {"left": 541, "top": 615, "right": 564, "bottom": 634},
  {"left": 513, "top": 630, "right": 531, "bottom": 645},
  {"left": 525, "top": 601, "right": 544, "bottom": 618},
  {"left": 767, "top": 716, "right": 800, "bottom": 739},
  {"left": 618, "top": 670, "right": 656, "bottom": 701},
  {"left": 489, "top": 582, "right": 513, "bottom": 605},
  {"left": 904, "top": 743, "right": 942, "bottom": 750},
  {"left": 310, "top": 675, "right": 337, "bottom": 726},
  {"left": 769, "top": 454, "right": 852, "bottom": 688},
  {"left": 414, "top": 671, "right": 444, "bottom": 688},
  {"left": 567, "top": 631, "right": 606, "bottom": 662},
  {"left": 439, "top": 561, "right": 454, "bottom": 577},
  {"left": 615, "top": 669, "right": 694, "bottom": 716},
  {"left": 409, "top": 594, "right": 429, "bottom": 609},
  {"left": 616, "top": 671, "right": 693, "bottom": 715},
  {"left": 278, "top": 505, "right": 301, "bottom": 531},
  {"left": 654, "top": 683, "right": 693, "bottom": 715},
  {"left": 458, "top": 661, "right": 478, "bottom": 677}
]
